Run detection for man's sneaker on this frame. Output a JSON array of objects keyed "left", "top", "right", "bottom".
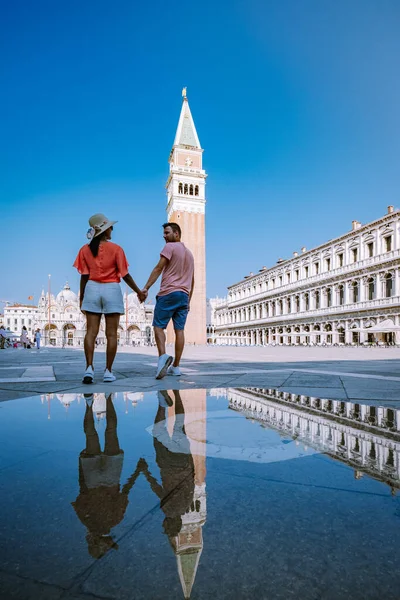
[
  {"left": 104, "top": 369, "right": 116, "bottom": 383},
  {"left": 167, "top": 365, "right": 182, "bottom": 376},
  {"left": 82, "top": 366, "right": 94, "bottom": 384},
  {"left": 157, "top": 390, "right": 174, "bottom": 408},
  {"left": 156, "top": 354, "right": 173, "bottom": 380}
]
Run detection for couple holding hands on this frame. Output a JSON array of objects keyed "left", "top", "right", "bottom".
[{"left": 74, "top": 213, "right": 194, "bottom": 384}]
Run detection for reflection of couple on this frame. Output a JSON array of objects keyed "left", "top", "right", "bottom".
[{"left": 72, "top": 391, "right": 195, "bottom": 558}]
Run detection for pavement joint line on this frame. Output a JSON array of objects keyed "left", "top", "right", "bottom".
[
  {"left": 339, "top": 376, "right": 350, "bottom": 400},
  {"left": 289, "top": 368, "right": 400, "bottom": 382},
  {"left": 0, "top": 377, "right": 56, "bottom": 383}
]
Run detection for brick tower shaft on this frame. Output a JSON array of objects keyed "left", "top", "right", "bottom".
[{"left": 166, "top": 89, "right": 207, "bottom": 344}]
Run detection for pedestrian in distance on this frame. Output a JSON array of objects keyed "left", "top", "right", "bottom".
[
  {"left": 73, "top": 213, "right": 146, "bottom": 384},
  {"left": 141, "top": 223, "right": 194, "bottom": 379},
  {"left": 34, "top": 329, "right": 41, "bottom": 350},
  {"left": 20, "top": 326, "right": 30, "bottom": 349}
]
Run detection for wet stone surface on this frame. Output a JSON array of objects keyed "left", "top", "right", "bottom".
[{"left": 0, "top": 387, "right": 399, "bottom": 599}]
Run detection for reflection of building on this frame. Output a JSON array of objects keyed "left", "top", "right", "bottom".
[
  {"left": 166, "top": 90, "right": 207, "bottom": 344},
  {"left": 30, "top": 282, "right": 154, "bottom": 347},
  {"left": 211, "top": 207, "right": 400, "bottom": 345},
  {"left": 228, "top": 387, "right": 400, "bottom": 491},
  {"left": 168, "top": 389, "right": 207, "bottom": 599}
]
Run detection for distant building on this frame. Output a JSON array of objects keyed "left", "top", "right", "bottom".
[
  {"left": 210, "top": 206, "right": 400, "bottom": 345},
  {"left": 3, "top": 304, "right": 38, "bottom": 335},
  {"left": 4, "top": 283, "right": 154, "bottom": 346}
]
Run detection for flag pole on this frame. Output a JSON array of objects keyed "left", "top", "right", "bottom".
[
  {"left": 125, "top": 284, "right": 128, "bottom": 345},
  {"left": 48, "top": 274, "right": 51, "bottom": 346}
]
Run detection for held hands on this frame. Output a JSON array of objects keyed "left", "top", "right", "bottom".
[
  {"left": 137, "top": 457, "right": 149, "bottom": 471},
  {"left": 137, "top": 288, "right": 148, "bottom": 303}
]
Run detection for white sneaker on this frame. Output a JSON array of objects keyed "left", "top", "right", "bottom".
[
  {"left": 167, "top": 365, "right": 182, "bottom": 376},
  {"left": 82, "top": 365, "right": 94, "bottom": 384},
  {"left": 84, "top": 394, "right": 94, "bottom": 407},
  {"left": 104, "top": 369, "right": 116, "bottom": 383},
  {"left": 156, "top": 354, "right": 173, "bottom": 380}
]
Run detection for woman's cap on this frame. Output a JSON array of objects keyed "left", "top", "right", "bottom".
[{"left": 87, "top": 213, "right": 117, "bottom": 242}]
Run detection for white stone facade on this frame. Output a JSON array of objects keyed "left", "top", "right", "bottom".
[
  {"left": 3, "top": 304, "right": 38, "bottom": 335},
  {"left": 4, "top": 283, "right": 154, "bottom": 347},
  {"left": 211, "top": 207, "right": 400, "bottom": 346}
]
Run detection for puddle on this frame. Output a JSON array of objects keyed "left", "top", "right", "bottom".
[{"left": 0, "top": 388, "right": 399, "bottom": 599}]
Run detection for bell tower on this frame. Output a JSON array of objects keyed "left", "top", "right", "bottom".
[{"left": 166, "top": 89, "right": 207, "bottom": 344}]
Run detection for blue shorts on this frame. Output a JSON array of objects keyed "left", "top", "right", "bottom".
[{"left": 153, "top": 291, "right": 189, "bottom": 331}]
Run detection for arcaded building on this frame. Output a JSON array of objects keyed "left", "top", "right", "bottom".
[
  {"left": 211, "top": 206, "right": 400, "bottom": 345},
  {"left": 4, "top": 283, "right": 154, "bottom": 347}
]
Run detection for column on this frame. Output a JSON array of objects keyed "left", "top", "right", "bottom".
[
  {"left": 345, "top": 321, "right": 352, "bottom": 344},
  {"left": 359, "top": 278, "right": 365, "bottom": 302},
  {"left": 394, "top": 268, "right": 399, "bottom": 297}
]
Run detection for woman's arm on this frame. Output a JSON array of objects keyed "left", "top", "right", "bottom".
[
  {"left": 123, "top": 273, "right": 146, "bottom": 302},
  {"left": 79, "top": 275, "right": 89, "bottom": 311}
]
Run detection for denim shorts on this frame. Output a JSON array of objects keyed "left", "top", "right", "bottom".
[
  {"left": 81, "top": 281, "right": 124, "bottom": 314},
  {"left": 153, "top": 291, "right": 189, "bottom": 330}
]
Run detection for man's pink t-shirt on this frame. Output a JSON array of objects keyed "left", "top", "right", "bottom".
[{"left": 158, "top": 242, "right": 194, "bottom": 297}]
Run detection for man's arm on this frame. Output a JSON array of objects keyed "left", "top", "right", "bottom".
[
  {"left": 79, "top": 275, "right": 89, "bottom": 311},
  {"left": 143, "top": 256, "right": 168, "bottom": 293},
  {"left": 189, "top": 273, "right": 195, "bottom": 302},
  {"left": 188, "top": 273, "right": 195, "bottom": 310}
]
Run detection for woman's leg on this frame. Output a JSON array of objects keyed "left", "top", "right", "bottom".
[
  {"left": 105, "top": 313, "right": 120, "bottom": 371},
  {"left": 82, "top": 402, "right": 101, "bottom": 456},
  {"left": 104, "top": 394, "right": 122, "bottom": 455},
  {"left": 84, "top": 312, "right": 102, "bottom": 368}
]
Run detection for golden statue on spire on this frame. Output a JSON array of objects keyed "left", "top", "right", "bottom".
[{"left": 182, "top": 87, "right": 187, "bottom": 99}]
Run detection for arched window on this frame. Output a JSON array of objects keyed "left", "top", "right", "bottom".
[
  {"left": 338, "top": 285, "right": 344, "bottom": 305},
  {"left": 295, "top": 296, "right": 300, "bottom": 312},
  {"left": 304, "top": 293, "right": 309, "bottom": 311},
  {"left": 352, "top": 281, "right": 359, "bottom": 303},
  {"left": 368, "top": 277, "right": 375, "bottom": 300},
  {"left": 178, "top": 182, "right": 183, "bottom": 194},
  {"left": 315, "top": 291, "right": 320, "bottom": 309},
  {"left": 385, "top": 273, "right": 393, "bottom": 298},
  {"left": 271, "top": 302, "right": 276, "bottom": 316},
  {"left": 327, "top": 288, "right": 332, "bottom": 307},
  {"left": 189, "top": 184, "right": 194, "bottom": 195},
  {"left": 184, "top": 184, "right": 188, "bottom": 195},
  {"left": 195, "top": 185, "right": 199, "bottom": 196}
]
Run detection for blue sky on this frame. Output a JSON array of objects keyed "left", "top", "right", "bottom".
[{"left": 1, "top": 0, "right": 400, "bottom": 305}]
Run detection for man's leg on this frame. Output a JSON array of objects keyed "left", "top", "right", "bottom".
[
  {"left": 173, "top": 330, "right": 185, "bottom": 367},
  {"left": 154, "top": 326, "right": 166, "bottom": 357},
  {"left": 84, "top": 312, "right": 102, "bottom": 368}
]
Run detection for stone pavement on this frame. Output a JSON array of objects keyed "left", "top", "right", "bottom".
[{"left": 1, "top": 344, "right": 400, "bottom": 405}]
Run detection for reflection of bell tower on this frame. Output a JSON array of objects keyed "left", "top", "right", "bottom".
[
  {"left": 167, "top": 389, "right": 207, "bottom": 599},
  {"left": 166, "top": 89, "right": 207, "bottom": 344}
]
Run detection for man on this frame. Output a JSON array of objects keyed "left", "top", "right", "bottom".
[
  {"left": 142, "top": 223, "right": 194, "bottom": 379},
  {"left": 34, "top": 329, "right": 41, "bottom": 350}
]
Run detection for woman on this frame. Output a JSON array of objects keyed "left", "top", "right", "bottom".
[
  {"left": 20, "top": 326, "right": 30, "bottom": 349},
  {"left": 74, "top": 213, "right": 144, "bottom": 384}
]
